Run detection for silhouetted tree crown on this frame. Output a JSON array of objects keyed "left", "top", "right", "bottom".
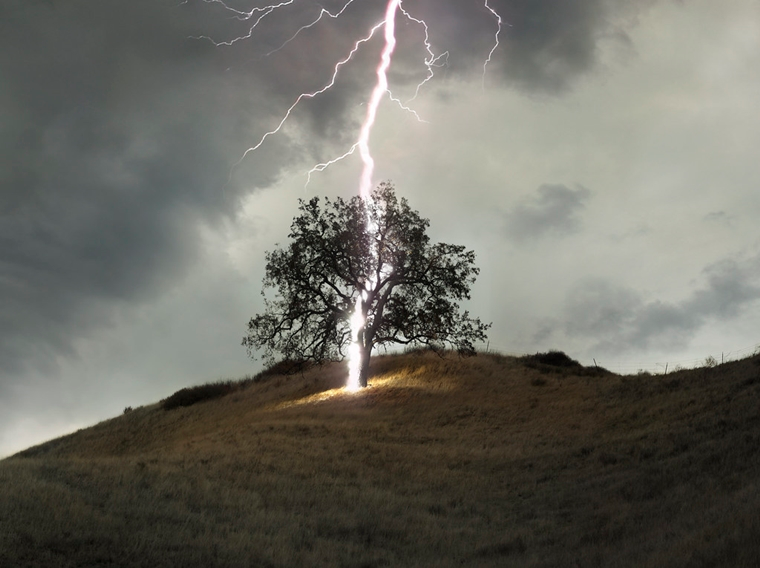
[{"left": 243, "top": 182, "right": 490, "bottom": 386}]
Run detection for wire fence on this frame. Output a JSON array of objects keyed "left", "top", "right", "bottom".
[{"left": 477, "top": 341, "right": 760, "bottom": 376}]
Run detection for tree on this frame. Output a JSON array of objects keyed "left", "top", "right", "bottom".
[{"left": 243, "top": 182, "right": 491, "bottom": 387}]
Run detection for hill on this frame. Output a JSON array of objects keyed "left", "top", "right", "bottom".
[{"left": 2, "top": 351, "right": 760, "bottom": 567}]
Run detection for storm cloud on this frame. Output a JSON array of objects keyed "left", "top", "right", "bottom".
[
  {"left": 1, "top": 1, "right": 274, "bottom": 376},
  {"left": 0, "top": 0, "right": 633, "bottom": 378},
  {"left": 504, "top": 183, "right": 591, "bottom": 241},
  {"left": 396, "top": 0, "right": 625, "bottom": 92},
  {"left": 559, "top": 254, "right": 760, "bottom": 354}
]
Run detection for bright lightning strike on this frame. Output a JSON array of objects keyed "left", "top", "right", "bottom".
[
  {"left": 346, "top": 294, "right": 365, "bottom": 392},
  {"left": 357, "top": 0, "right": 401, "bottom": 200},
  {"left": 195, "top": 0, "right": 505, "bottom": 389},
  {"left": 348, "top": 0, "right": 400, "bottom": 390}
]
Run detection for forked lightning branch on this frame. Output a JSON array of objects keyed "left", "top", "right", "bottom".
[{"left": 194, "top": 0, "right": 503, "bottom": 187}]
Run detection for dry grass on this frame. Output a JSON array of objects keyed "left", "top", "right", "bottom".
[{"left": 2, "top": 351, "right": 760, "bottom": 567}]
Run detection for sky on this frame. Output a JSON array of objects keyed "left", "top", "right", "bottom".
[{"left": 2, "top": 0, "right": 760, "bottom": 457}]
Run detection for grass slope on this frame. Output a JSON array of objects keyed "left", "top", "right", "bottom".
[{"left": 2, "top": 351, "right": 760, "bottom": 567}]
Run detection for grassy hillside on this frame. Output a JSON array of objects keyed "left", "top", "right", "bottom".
[{"left": 2, "top": 350, "right": 760, "bottom": 567}]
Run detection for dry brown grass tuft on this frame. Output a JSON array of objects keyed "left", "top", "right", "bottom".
[{"left": 2, "top": 351, "right": 760, "bottom": 567}]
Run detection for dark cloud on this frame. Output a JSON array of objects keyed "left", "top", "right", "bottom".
[
  {"left": 563, "top": 279, "right": 643, "bottom": 337},
  {"left": 484, "top": 0, "right": 606, "bottom": 92},
  {"left": 403, "top": 0, "right": 625, "bottom": 93},
  {"left": 559, "top": 254, "right": 760, "bottom": 353},
  {"left": 0, "top": 0, "right": 292, "bottom": 376},
  {"left": 504, "top": 183, "right": 590, "bottom": 241}
]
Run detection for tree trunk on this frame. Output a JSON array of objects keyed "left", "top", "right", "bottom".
[{"left": 359, "top": 345, "right": 371, "bottom": 387}]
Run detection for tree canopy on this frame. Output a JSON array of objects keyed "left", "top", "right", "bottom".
[{"left": 243, "top": 182, "right": 490, "bottom": 387}]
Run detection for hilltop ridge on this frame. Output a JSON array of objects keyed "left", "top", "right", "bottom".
[
  {"left": 2, "top": 351, "right": 760, "bottom": 567},
  {"left": 15, "top": 351, "right": 610, "bottom": 461}
]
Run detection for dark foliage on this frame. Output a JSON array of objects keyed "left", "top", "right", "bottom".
[
  {"left": 161, "top": 360, "right": 314, "bottom": 411},
  {"left": 525, "top": 350, "right": 582, "bottom": 367},
  {"left": 252, "top": 359, "right": 312, "bottom": 380},
  {"left": 162, "top": 381, "right": 236, "bottom": 411},
  {"left": 243, "top": 182, "right": 490, "bottom": 387},
  {"left": 520, "top": 350, "right": 612, "bottom": 377}
]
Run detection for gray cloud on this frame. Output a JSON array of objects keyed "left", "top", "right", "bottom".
[
  {"left": 559, "top": 253, "right": 760, "bottom": 353},
  {"left": 609, "top": 223, "right": 651, "bottom": 243},
  {"left": 403, "top": 0, "right": 623, "bottom": 93},
  {"left": 703, "top": 210, "right": 735, "bottom": 226},
  {"left": 504, "top": 183, "right": 591, "bottom": 241}
]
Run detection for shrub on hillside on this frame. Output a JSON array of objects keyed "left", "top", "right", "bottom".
[
  {"left": 403, "top": 345, "right": 437, "bottom": 356},
  {"left": 520, "top": 350, "right": 611, "bottom": 377},
  {"left": 161, "top": 359, "right": 312, "bottom": 411},
  {"left": 252, "top": 358, "right": 312, "bottom": 381},
  {"left": 162, "top": 381, "right": 235, "bottom": 411},
  {"left": 524, "top": 350, "right": 582, "bottom": 368}
]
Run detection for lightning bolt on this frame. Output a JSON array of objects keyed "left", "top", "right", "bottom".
[
  {"left": 194, "top": 0, "right": 503, "bottom": 184},
  {"left": 483, "top": 0, "right": 504, "bottom": 88},
  {"left": 265, "top": 0, "right": 360, "bottom": 57},
  {"left": 346, "top": 0, "right": 400, "bottom": 391},
  {"left": 357, "top": 0, "right": 400, "bottom": 200},
  {"left": 233, "top": 20, "right": 385, "bottom": 171},
  {"left": 398, "top": 4, "right": 450, "bottom": 103},
  {"left": 191, "top": 0, "right": 298, "bottom": 47},
  {"left": 191, "top": 0, "right": 506, "bottom": 389}
]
